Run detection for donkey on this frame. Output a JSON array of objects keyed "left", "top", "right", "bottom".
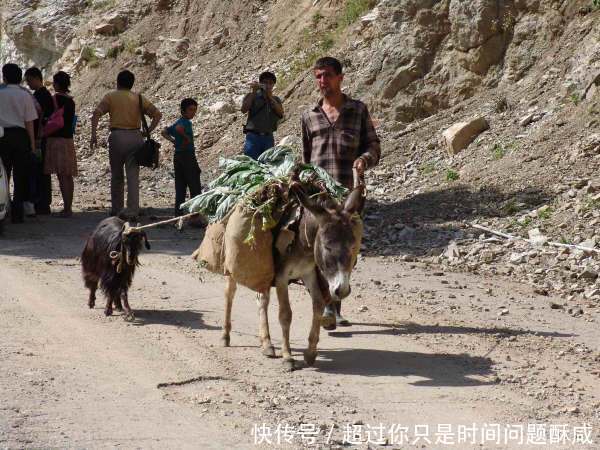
[{"left": 221, "top": 183, "right": 364, "bottom": 370}]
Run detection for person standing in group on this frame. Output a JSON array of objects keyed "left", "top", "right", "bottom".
[
  {"left": 24, "top": 67, "right": 55, "bottom": 215},
  {"left": 0, "top": 63, "right": 38, "bottom": 223},
  {"left": 161, "top": 98, "right": 202, "bottom": 217},
  {"left": 301, "top": 56, "right": 381, "bottom": 330},
  {"left": 90, "top": 70, "right": 162, "bottom": 220},
  {"left": 240, "top": 71, "right": 284, "bottom": 160},
  {"left": 44, "top": 71, "right": 77, "bottom": 218}
]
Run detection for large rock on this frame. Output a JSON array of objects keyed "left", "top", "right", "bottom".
[
  {"left": 442, "top": 117, "right": 489, "bottom": 155},
  {"left": 208, "top": 101, "right": 236, "bottom": 115}
]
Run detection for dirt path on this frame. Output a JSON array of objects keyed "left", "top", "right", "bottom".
[{"left": 1, "top": 211, "right": 599, "bottom": 449}]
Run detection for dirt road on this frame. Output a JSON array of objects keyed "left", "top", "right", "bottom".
[{"left": 1, "top": 211, "right": 599, "bottom": 449}]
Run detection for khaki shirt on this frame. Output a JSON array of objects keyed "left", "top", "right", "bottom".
[{"left": 97, "top": 90, "right": 158, "bottom": 130}]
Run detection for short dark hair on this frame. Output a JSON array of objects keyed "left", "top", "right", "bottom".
[
  {"left": 24, "top": 67, "right": 43, "bottom": 81},
  {"left": 313, "top": 56, "right": 343, "bottom": 75},
  {"left": 180, "top": 98, "right": 198, "bottom": 113},
  {"left": 53, "top": 71, "right": 71, "bottom": 92},
  {"left": 2, "top": 63, "right": 22, "bottom": 84},
  {"left": 117, "top": 70, "right": 135, "bottom": 89},
  {"left": 259, "top": 71, "right": 277, "bottom": 84}
]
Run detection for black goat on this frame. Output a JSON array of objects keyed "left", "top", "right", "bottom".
[{"left": 81, "top": 217, "right": 150, "bottom": 320}]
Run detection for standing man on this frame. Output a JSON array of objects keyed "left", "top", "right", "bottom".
[
  {"left": 301, "top": 56, "right": 381, "bottom": 330},
  {"left": 0, "top": 63, "right": 38, "bottom": 224},
  {"left": 24, "top": 67, "right": 55, "bottom": 215},
  {"left": 241, "top": 71, "right": 284, "bottom": 160},
  {"left": 90, "top": 70, "right": 162, "bottom": 219}
]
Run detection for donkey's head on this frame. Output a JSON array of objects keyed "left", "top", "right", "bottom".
[{"left": 295, "top": 186, "right": 364, "bottom": 302}]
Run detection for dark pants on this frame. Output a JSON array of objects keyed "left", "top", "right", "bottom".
[
  {"left": 174, "top": 152, "right": 202, "bottom": 215},
  {"left": 0, "top": 128, "right": 31, "bottom": 222},
  {"left": 32, "top": 140, "right": 52, "bottom": 213},
  {"left": 243, "top": 132, "right": 274, "bottom": 160}
]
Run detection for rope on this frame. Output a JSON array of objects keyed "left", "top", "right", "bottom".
[{"left": 125, "top": 212, "right": 201, "bottom": 234}]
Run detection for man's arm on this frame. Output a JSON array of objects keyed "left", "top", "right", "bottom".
[
  {"left": 355, "top": 104, "right": 381, "bottom": 175},
  {"left": 147, "top": 109, "right": 162, "bottom": 135},
  {"left": 25, "top": 120, "right": 35, "bottom": 152},
  {"left": 301, "top": 115, "right": 312, "bottom": 164},
  {"left": 90, "top": 108, "right": 104, "bottom": 149},
  {"left": 267, "top": 94, "right": 284, "bottom": 118}
]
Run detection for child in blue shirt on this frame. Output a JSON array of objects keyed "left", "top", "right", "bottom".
[{"left": 162, "top": 98, "right": 202, "bottom": 216}]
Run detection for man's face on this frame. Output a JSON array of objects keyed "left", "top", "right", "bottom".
[
  {"left": 314, "top": 67, "right": 343, "bottom": 97},
  {"left": 25, "top": 75, "right": 40, "bottom": 90},
  {"left": 260, "top": 79, "right": 275, "bottom": 93}
]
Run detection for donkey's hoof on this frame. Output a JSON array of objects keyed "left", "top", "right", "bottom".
[
  {"left": 283, "top": 358, "right": 296, "bottom": 372},
  {"left": 104, "top": 308, "right": 113, "bottom": 317},
  {"left": 303, "top": 350, "right": 317, "bottom": 367},
  {"left": 262, "top": 345, "right": 276, "bottom": 358},
  {"left": 221, "top": 335, "right": 231, "bottom": 347}
]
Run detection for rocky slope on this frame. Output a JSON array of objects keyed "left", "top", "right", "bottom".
[{"left": 2, "top": 0, "right": 600, "bottom": 311}]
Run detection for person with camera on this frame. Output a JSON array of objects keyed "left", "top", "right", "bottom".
[{"left": 240, "top": 71, "right": 284, "bottom": 160}]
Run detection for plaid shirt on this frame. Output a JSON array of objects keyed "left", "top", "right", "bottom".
[{"left": 301, "top": 95, "right": 380, "bottom": 189}]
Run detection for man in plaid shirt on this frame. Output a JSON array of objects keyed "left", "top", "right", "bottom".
[{"left": 301, "top": 56, "right": 381, "bottom": 330}]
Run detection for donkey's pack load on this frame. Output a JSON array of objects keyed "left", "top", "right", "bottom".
[{"left": 185, "top": 145, "right": 360, "bottom": 293}]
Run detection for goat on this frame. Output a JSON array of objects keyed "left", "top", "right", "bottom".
[
  {"left": 221, "top": 183, "right": 364, "bottom": 371},
  {"left": 81, "top": 217, "right": 150, "bottom": 320}
]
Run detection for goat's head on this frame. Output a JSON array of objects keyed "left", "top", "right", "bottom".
[
  {"left": 121, "top": 223, "right": 151, "bottom": 266},
  {"left": 294, "top": 185, "right": 364, "bottom": 302}
]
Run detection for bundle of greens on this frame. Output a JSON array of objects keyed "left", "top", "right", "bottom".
[{"left": 181, "top": 145, "right": 347, "bottom": 231}]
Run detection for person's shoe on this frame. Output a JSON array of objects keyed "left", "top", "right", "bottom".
[
  {"left": 35, "top": 205, "right": 52, "bottom": 215},
  {"left": 336, "top": 313, "right": 350, "bottom": 326},
  {"left": 24, "top": 202, "right": 36, "bottom": 217},
  {"left": 321, "top": 305, "right": 337, "bottom": 331}
]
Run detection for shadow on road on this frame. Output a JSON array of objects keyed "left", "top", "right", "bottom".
[
  {"left": 132, "top": 308, "right": 220, "bottom": 330},
  {"left": 316, "top": 348, "right": 495, "bottom": 386}
]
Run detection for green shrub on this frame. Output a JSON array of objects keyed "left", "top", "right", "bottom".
[
  {"left": 571, "top": 93, "right": 581, "bottom": 106},
  {"left": 491, "top": 143, "right": 506, "bottom": 160},
  {"left": 446, "top": 169, "right": 459, "bottom": 181},
  {"left": 339, "top": 0, "right": 377, "bottom": 29}
]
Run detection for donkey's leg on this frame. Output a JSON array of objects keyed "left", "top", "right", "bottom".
[
  {"left": 257, "top": 290, "right": 275, "bottom": 357},
  {"left": 275, "top": 279, "right": 294, "bottom": 371},
  {"left": 302, "top": 270, "right": 326, "bottom": 366},
  {"left": 221, "top": 276, "right": 237, "bottom": 347}
]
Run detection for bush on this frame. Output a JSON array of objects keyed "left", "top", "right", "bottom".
[
  {"left": 339, "top": 0, "right": 377, "bottom": 29},
  {"left": 446, "top": 169, "right": 459, "bottom": 181}
]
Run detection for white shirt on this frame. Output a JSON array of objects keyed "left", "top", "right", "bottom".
[{"left": 0, "top": 84, "right": 38, "bottom": 129}]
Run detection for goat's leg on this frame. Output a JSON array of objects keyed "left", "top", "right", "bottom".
[
  {"left": 275, "top": 279, "right": 294, "bottom": 371},
  {"left": 121, "top": 290, "right": 134, "bottom": 321},
  {"left": 221, "top": 276, "right": 236, "bottom": 347},
  {"left": 112, "top": 291, "right": 123, "bottom": 312},
  {"left": 257, "top": 289, "right": 275, "bottom": 357},
  {"left": 104, "top": 293, "right": 114, "bottom": 316},
  {"left": 84, "top": 275, "right": 98, "bottom": 309},
  {"left": 303, "top": 270, "right": 326, "bottom": 366}
]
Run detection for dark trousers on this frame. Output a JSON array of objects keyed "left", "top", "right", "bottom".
[
  {"left": 174, "top": 152, "right": 202, "bottom": 215},
  {"left": 0, "top": 128, "right": 31, "bottom": 222},
  {"left": 32, "top": 140, "right": 52, "bottom": 213}
]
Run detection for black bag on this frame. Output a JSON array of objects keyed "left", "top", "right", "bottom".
[{"left": 135, "top": 95, "right": 160, "bottom": 169}]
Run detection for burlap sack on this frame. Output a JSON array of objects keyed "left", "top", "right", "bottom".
[
  {"left": 192, "top": 222, "right": 227, "bottom": 274},
  {"left": 223, "top": 204, "right": 274, "bottom": 293}
]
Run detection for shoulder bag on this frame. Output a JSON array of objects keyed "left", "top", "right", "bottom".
[{"left": 134, "top": 94, "right": 161, "bottom": 169}]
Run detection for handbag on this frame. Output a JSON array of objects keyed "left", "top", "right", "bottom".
[
  {"left": 42, "top": 95, "right": 64, "bottom": 137},
  {"left": 134, "top": 94, "right": 160, "bottom": 169}
]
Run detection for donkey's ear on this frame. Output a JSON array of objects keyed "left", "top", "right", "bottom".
[
  {"left": 344, "top": 185, "right": 365, "bottom": 215},
  {"left": 291, "top": 183, "right": 328, "bottom": 223}
]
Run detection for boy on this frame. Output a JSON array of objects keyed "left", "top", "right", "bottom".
[{"left": 162, "top": 98, "right": 202, "bottom": 216}]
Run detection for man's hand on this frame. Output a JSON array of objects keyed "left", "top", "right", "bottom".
[
  {"left": 353, "top": 157, "right": 366, "bottom": 176},
  {"left": 250, "top": 82, "right": 260, "bottom": 94}
]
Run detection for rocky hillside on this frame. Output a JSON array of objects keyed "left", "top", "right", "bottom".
[{"left": 2, "top": 0, "right": 600, "bottom": 308}]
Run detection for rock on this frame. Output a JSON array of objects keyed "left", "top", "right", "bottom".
[
  {"left": 509, "top": 252, "right": 527, "bottom": 264},
  {"left": 208, "top": 100, "right": 236, "bottom": 115},
  {"left": 498, "top": 309, "right": 509, "bottom": 316},
  {"left": 584, "top": 288, "right": 600, "bottom": 299},
  {"left": 568, "top": 307, "right": 583, "bottom": 317},
  {"left": 528, "top": 228, "right": 548, "bottom": 247},
  {"left": 519, "top": 113, "right": 534, "bottom": 127},
  {"left": 442, "top": 117, "right": 489, "bottom": 155},
  {"left": 444, "top": 241, "right": 461, "bottom": 260},
  {"left": 360, "top": 7, "right": 379, "bottom": 25},
  {"left": 578, "top": 268, "right": 598, "bottom": 281},
  {"left": 358, "top": 305, "right": 368, "bottom": 312},
  {"left": 549, "top": 302, "right": 563, "bottom": 309},
  {"left": 95, "top": 23, "right": 115, "bottom": 35}
]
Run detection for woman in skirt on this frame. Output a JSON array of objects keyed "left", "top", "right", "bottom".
[{"left": 45, "top": 71, "right": 77, "bottom": 217}]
